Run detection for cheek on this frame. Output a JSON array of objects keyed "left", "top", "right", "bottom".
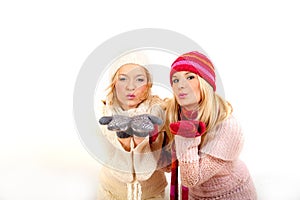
[
  {"left": 193, "top": 85, "right": 201, "bottom": 101},
  {"left": 191, "top": 81, "right": 200, "bottom": 93},
  {"left": 115, "top": 83, "right": 125, "bottom": 96},
  {"left": 172, "top": 85, "right": 178, "bottom": 94},
  {"left": 136, "top": 84, "right": 148, "bottom": 95},
  {"left": 188, "top": 82, "right": 200, "bottom": 99}
]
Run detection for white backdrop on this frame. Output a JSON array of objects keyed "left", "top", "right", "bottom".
[{"left": 1, "top": 1, "right": 300, "bottom": 199}]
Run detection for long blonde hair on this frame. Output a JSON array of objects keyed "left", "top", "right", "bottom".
[{"left": 165, "top": 76, "right": 232, "bottom": 142}]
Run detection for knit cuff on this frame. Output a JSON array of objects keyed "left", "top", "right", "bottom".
[
  {"left": 178, "top": 146, "right": 199, "bottom": 163},
  {"left": 175, "top": 135, "right": 201, "bottom": 161}
]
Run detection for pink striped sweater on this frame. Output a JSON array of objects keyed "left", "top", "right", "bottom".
[{"left": 178, "top": 115, "right": 257, "bottom": 199}]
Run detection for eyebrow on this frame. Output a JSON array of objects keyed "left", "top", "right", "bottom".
[
  {"left": 135, "top": 74, "right": 146, "bottom": 77},
  {"left": 118, "top": 74, "right": 146, "bottom": 78},
  {"left": 172, "top": 72, "right": 193, "bottom": 78}
]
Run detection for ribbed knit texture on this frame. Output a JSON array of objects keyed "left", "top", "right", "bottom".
[
  {"left": 98, "top": 167, "right": 167, "bottom": 200},
  {"left": 175, "top": 136, "right": 200, "bottom": 162},
  {"left": 170, "top": 51, "right": 216, "bottom": 91},
  {"left": 178, "top": 116, "right": 257, "bottom": 199},
  {"left": 200, "top": 116, "right": 244, "bottom": 161}
]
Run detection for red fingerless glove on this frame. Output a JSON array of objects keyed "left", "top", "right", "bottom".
[{"left": 169, "top": 120, "right": 206, "bottom": 138}]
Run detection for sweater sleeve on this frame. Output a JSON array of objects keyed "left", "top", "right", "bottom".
[
  {"left": 98, "top": 102, "right": 135, "bottom": 183},
  {"left": 179, "top": 154, "right": 226, "bottom": 187},
  {"left": 133, "top": 133, "right": 164, "bottom": 180},
  {"left": 179, "top": 115, "right": 244, "bottom": 187},
  {"left": 133, "top": 104, "right": 165, "bottom": 181},
  {"left": 200, "top": 115, "right": 244, "bottom": 161}
]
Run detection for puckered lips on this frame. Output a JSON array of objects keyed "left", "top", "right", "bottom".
[
  {"left": 126, "top": 94, "right": 136, "bottom": 100},
  {"left": 178, "top": 93, "right": 187, "bottom": 99}
]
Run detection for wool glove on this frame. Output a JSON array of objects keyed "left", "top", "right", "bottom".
[
  {"left": 131, "top": 114, "right": 163, "bottom": 137},
  {"left": 99, "top": 115, "right": 133, "bottom": 138},
  {"left": 169, "top": 120, "right": 206, "bottom": 162}
]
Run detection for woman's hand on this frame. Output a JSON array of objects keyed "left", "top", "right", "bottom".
[
  {"left": 99, "top": 114, "right": 163, "bottom": 139},
  {"left": 99, "top": 115, "right": 133, "bottom": 138},
  {"left": 131, "top": 114, "right": 162, "bottom": 137},
  {"left": 169, "top": 120, "right": 205, "bottom": 138}
]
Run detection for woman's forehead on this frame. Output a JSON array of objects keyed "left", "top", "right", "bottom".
[{"left": 118, "top": 63, "right": 147, "bottom": 75}]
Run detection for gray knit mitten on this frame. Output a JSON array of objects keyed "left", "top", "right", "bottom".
[
  {"left": 99, "top": 115, "right": 133, "bottom": 138},
  {"left": 131, "top": 114, "right": 163, "bottom": 137}
]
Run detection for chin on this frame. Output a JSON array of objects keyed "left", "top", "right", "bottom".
[
  {"left": 178, "top": 100, "right": 189, "bottom": 106},
  {"left": 127, "top": 101, "right": 140, "bottom": 108}
]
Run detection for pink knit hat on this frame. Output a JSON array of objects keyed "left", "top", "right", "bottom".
[{"left": 170, "top": 51, "right": 216, "bottom": 91}]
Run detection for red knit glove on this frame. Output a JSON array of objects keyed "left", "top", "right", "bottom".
[{"left": 169, "top": 120, "right": 206, "bottom": 138}]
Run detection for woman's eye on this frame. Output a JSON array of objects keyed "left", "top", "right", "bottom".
[
  {"left": 137, "top": 78, "right": 145, "bottom": 82},
  {"left": 187, "top": 75, "right": 195, "bottom": 80},
  {"left": 119, "top": 77, "right": 126, "bottom": 81},
  {"left": 172, "top": 79, "right": 179, "bottom": 83}
]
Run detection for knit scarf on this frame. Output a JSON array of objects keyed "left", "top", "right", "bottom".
[{"left": 170, "top": 107, "right": 198, "bottom": 200}]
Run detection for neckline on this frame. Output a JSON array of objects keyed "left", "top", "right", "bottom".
[{"left": 180, "top": 107, "right": 198, "bottom": 120}]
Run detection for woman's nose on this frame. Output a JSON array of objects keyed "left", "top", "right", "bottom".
[
  {"left": 177, "top": 79, "right": 186, "bottom": 89},
  {"left": 126, "top": 80, "right": 135, "bottom": 90}
]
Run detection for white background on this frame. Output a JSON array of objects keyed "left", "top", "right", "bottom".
[{"left": 1, "top": 1, "right": 300, "bottom": 199}]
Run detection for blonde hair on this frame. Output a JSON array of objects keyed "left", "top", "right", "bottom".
[
  {"left": 105, "top": 63, "right": 153, "bottom": 108},
  {"left": 165, "top": 76, "right": 232, "bottom": 142}
]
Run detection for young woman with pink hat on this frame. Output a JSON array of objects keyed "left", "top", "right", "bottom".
[{"left": 165, "top": 51, "right": 257, "bottom": 200}]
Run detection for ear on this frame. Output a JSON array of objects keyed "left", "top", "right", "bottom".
[
  {"left": 99, "top": 116, "right": 113, "bottom": 125},
  {"left": 148, "top": 115, "right": 163, "bottom": 125}
]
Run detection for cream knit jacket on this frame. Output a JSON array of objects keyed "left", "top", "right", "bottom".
[
  {"left": 178, "top": 115, "right": 257, "bottom": 200},
  {"left": 97, "top": 99, "right": 167, "bottom": 200}
]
